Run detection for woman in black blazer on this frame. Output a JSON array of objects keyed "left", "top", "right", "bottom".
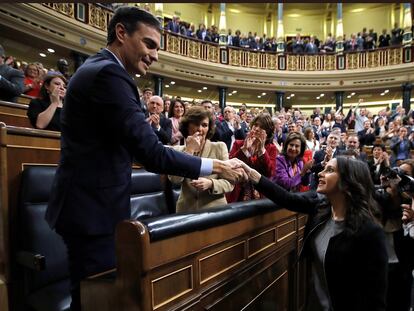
[{"left": 242, "top": 156, "right": 388, "bottom": 311}]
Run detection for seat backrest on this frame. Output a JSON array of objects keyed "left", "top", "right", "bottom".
[
  {"left": 130, "top": 169, "right": 173, "bottom": 219},
  {"left": 18, "top": 165, "right": 69, "bottom": 293}
]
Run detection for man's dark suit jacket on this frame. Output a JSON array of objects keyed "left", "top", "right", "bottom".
[
  {"left": 357, "top": 129, "right": 376, "bottom": 147},
  {"left": 152, "top": 115, "right": 172, "bottom": 145},
  {"left": 46, "top": 49, "right": 201, "bottom": 235},
  {"left": 217, "top": 120, "right": 247, "bottom": 151},
  {"left": 0, "top": 64, "right": 24, "bottom": 102}
]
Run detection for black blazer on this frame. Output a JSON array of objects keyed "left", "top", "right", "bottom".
[
  {"left": 256, "top": 177, "right": 388, "bottom": 311},
  {"left": 217, "top": 120, "right": 247, "bottom": 151},
  {"left": 152, "top": 115, "right": 172, "bottom": 145},
  {"left": 46, "top": 49, "right": 201, "bottom": 235}
]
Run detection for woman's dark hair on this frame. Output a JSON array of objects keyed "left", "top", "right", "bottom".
[
  {"left": 400, "top": 159, "right": 414, "bottom": 176},
  {"left": 168, "top": 99, "right": 185, "bottom": 119},
  {"left": 39, "top": 74, "right": 67, "bottom": 101},
  {"left": 371, "top": 143, "right": 386, "bottom": 152},
  {"left": 107, "top": 6, "right": 161, "bottom": 45},
  {"left": 335, "top": 156, "right": 381, "bottom": 232},
  {"left": 250, "top": 113, "right": 274, "bottom": 145},
  {"left": 179, "top": 106, "right": 215, "bottom": 139},
  {"left": 303, "top": 127, "right": 314, "bottom": 140},
  {"left": 282, "top": 132, "right": 306, "bottom": 159}
]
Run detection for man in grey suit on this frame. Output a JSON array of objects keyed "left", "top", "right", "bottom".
[{"left": 0, "top": 45, "right": 24, "bottom": 102}]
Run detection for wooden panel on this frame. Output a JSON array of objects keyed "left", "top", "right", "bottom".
[
  {"left": 247, "top": 228, "right": 276, "bottom": 258},
  {"left": 277, "top": 218, "right": 297, "bottom": 243},
  {"left": 151, "top": 265, "right": 193, "bottom": 310},
  {"left": 205, "top": 246, "right": 292, "bottom": 311},
  {"left": 0, "top": 113, "right": 32, "bottom": 128},
  {"left": 199, "top": 241, "right": 245, "bottom": 284}
]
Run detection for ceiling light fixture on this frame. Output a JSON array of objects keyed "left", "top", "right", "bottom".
[
  {"left": 39, "top": 53, "right": 46, "bottom": 57},
  {"left": 47, "top": 48, "right": 55, "bottom": 53},
  {"left": 320, "top": 93, "right": 325, "bottom": 97},
  {"left": 351, "top": 92, "right": 356, "bottom": 96},
  {"left": 165, "top": 85, "right": 170, "bottom": 88},
  {"left": 384, "top": 89, "right": 389, "bottom": 93},
  {"left": 135, "top": 74, "right": 140, "bottom": 78},
  {"left": 257, "top": 95, "right": 261, "bottom": 98},
  {"left": 262, "top": 92, "right": 266, "bottom": 96},
  {"left": 229, "top": 93, "right": 232, "bottom": 96},
  {"left": 316, "top": 97, "right": 320, "bottom": 99},
  {"left": 170, "top": 81, "right": 175, "bottom": 85},
  {"left": 198, "top": 90, "right": 202, "bottom": 93},
  {"left": 347, "top": 95, "right": 352, "bottom": 98},
  {"left": 286, "top": 97, "right": 291, "bottom": 99},
  {"left": 232, "top": 90, "right": 237, "bottom": 93},
  {"left": 290, "top": 94, "right": 295, "bottom": 97},
  {"left": 203, "top": 87, "right": 207, "bottom": 90},
  {"left": 380, "top": 93, "right": 385, "bottom": 96}
]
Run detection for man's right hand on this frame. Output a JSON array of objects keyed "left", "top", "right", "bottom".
[{"left": 213, "top": 159, "right": 248, "bottom": 183}]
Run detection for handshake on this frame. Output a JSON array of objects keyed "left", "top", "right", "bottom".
[{"left": 214, "top": 158, "right": 261, "bottom": 184}]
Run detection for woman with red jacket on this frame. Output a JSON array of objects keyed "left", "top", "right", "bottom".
[{"left": 226, "top": 113, "right": 277, "bottom": 202}]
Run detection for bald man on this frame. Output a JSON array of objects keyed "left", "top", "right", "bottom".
[{"left": 146, "top": 95, "right": 172, "bottom": 145}]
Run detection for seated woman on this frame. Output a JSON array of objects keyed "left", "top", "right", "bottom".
[
  {"left": 242, "top": 156, "right": 388, "bottom": 311},
  {"left": 169, "top": 106, "right": 233, "bottom": 212},
  {"left": 226, "top": 113, "right": 277, "bottom": 202},
  {"left": 27, "top": 74, "right": 66, "bottom": 131},
  {"left": 272, "top": 132, "right": 313, "bottom": 192},
  {"left": 23, "top": 63, "right": 42, "bottom": 98},
  {"left": 168, "top": 99, "right": 185, "bottom": 145}
]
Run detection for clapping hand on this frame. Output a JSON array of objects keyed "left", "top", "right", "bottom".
[
  {"left": 402, "top": 200, "right": 414, "bottom": 224},
  {"left": 185, "top": 131, "right": 203, "bottom": 154}
]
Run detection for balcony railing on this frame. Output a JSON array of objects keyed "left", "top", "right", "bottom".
[{"left": 43, "top": 3, "right": 414, "bottom": 71}]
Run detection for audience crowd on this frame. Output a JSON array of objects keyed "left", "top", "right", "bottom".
[
  {"left": 1, "top": 31, "right": 414, "bottom": 309},
  {"left": 165, "top": 17, "right": 408, "bottom": 53}
]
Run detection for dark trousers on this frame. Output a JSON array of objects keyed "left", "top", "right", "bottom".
[
  {"left": 58, "top": 232, "right": 116, "bottom": 311},
  {"left": 387, "top": 263, "right": 413, "bottom": 311}
]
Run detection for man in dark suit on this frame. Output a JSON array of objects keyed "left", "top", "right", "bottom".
[
  {"left": 0, "top": 45, "right": 24, "bottom": 102},
  {"left": 367, "top": 144, "right": 390, "bottom": 185},
  {"left": 146, "top": 95, "right": 172, "bottom": 145},
  {"left": 357, "top": 119, "right": 376, "bottom": 147},
  {"left": 217, "top": 106, "right": 247, "bottom": 151},
  {"left": 46, "top": 8, "right": 244, "bottom": 311},
  {"left": 166, "top": 16, "right": 180, "bottom": 33},
  {"left": 341, "top": 134, "right": 367, "bottom": 161}
]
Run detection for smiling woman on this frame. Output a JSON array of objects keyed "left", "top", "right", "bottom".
[{"left": 242, "top": 156, "right": 388, "bottom": 311}]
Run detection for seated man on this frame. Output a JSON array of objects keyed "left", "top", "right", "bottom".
[
  {"left": 0, "top": 44, "right": 24, "bottom": 102},
  {"left": 146, "top": 95, "right": 172, "bottom": 145}
]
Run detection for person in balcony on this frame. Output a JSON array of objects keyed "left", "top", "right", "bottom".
[
  {"left": 305, "top": 35, "right": 319, "bottom": 54},
  {"left": 292, "top": 33, "right": 304, "bottom": 54},
  {"left": 169, "top": 98, "right": 185, "bottom": 145},
  {"left": 226, "top": 113, "right": 277, "bottom": 202},
  {"left": 23, "top": 63, "right": 42, "bottom": 98},
  {"left": 169, "top": 106, "right": 233, "bottom": 212},
  {"left": 391, "top": 22, "right": 403, "bottom": 46},
  {"left": 166, "top": 16, "right": 180, "bottom": 34},
  {"left": 196, "top": 23, "right": 207, "bottom": 41},
  {"left": 27, "top": 74, "right": 66, "bottom": 131},
  {"left": 378, "top": 29, "right": 391, "bottom": 48}
]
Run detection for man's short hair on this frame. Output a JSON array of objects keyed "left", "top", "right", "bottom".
[
  {"left": 107, "top": 6, "right": 161, "bottom": 45},
  {"left": 200, "top": 100, "right": 212, "bottom": 106},
  {"left": 143, "top": 87, "right": 153, "bottom": 94}
]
